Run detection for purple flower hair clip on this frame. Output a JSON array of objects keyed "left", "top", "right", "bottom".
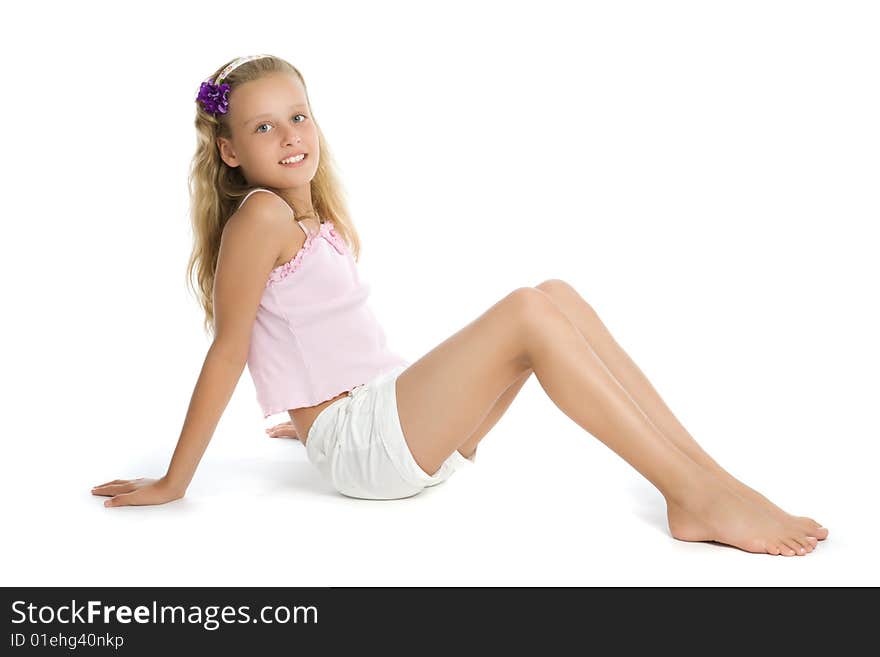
[
  {"left": 196, "top": 80, "right": 231, "bottom": 115},
  {"left": 195, "top": 54, "right": 274, "bottom": 116}
]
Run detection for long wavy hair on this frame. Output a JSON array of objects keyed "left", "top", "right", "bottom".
[{"left": 185, "top": 55, "right": 361, "bottom": 338}]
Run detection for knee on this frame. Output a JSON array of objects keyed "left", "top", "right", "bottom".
[
  {"left": 534, "top": 278, "right": 593, "bottom": 310},
  {"left": 505, "top": 286, "right": 564, "bottom": 326},
  {"left": 502, "top": 288, "right": 569, "bottom": 370},
  {"left": 534, "top": 277, "right": 577, "bottom": 300}
]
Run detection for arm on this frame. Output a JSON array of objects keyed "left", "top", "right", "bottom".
[
  {"left": 163, "top": 341, "right": 248, "bottom": 493},
  {"left": 92, "top": 193, "right": 294, "bottom": 507}
]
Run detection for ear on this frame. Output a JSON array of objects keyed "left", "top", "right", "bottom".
[{"left": 217, "top": 137, "right": 240, "bottom": 168}]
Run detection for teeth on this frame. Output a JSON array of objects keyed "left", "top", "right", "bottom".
[{"left": 280, "top": 154, "right": 305, "bottom": 164}]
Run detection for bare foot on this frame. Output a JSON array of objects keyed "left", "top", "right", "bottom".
[
  {"left": 713, "top": 473, "right": 829, "bottom": 541},
  {"left": 665, "top": 479, "right": 820, "bottom": 556}
]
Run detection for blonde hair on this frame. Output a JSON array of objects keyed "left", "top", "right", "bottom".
[{"left": 185, "top": 55, "right": 361, "bottom": 338}]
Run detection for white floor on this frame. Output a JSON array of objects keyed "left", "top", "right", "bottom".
[{"left": 2, "top": 380, "right": 869, "bottom": 588}]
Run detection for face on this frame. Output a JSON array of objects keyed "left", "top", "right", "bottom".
[{"left": 217, "top": 73, "right": 319, "bottom": 212}]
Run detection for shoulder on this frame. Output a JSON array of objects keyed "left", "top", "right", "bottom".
[
  {"left": 228, "top": 190, "right": 294, "bottom": 230},
  {"left": 219, "top": 192, "right": 294, "bottom": 267},
  {"left": 224, "top": 191, "right": 294, "bottom": 246}
]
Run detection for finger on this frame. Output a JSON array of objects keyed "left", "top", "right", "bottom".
[
  {"left": 266, "top": 424, "right": 296, "bottom": 433},
  {"left": 92, "top": 480, "right": 126, "bottom": 493},
  {"left": 105, "top": 492, "right": 135, "bottom": 508},
  {"left": 94, "top": 482, "right": 134, "bottom": 490},
  {"left": 93, "top": 482, "right": 136, "bottom": 495},
  {"left": 93, "top": 479, "right": 126, "bottom": 488},
  {"left": 266, "top": 424, "right": 292, "bottom": 432}
]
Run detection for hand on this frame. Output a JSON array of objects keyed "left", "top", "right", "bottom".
[
  {"left": 265, "top": 420, "right": 300, "bottom": 441},
  {"left": 91, "top": 476, "right": 185, "bottom": 508}
]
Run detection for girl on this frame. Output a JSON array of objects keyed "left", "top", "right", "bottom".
[{"left": 91, "top": 54, "right": 828, "bottom": 557}]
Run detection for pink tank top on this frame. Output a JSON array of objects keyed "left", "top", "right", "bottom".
[{"left": 238, "top": 188, "right": 411, "bottom": 417}]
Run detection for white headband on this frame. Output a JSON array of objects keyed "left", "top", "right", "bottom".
[{"left": 212, "top": 54, "right": 274, "bottom": 85}]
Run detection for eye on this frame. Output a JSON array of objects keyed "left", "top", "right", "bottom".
[{"left": 256, "top": 114, "right": 308, "bottom": 134}]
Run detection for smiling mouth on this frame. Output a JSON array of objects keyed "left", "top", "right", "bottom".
[{"left": 279, "top": 154, "right": 308, "bottom": 165}]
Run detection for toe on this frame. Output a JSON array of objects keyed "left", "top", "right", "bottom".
[
  {"left": 779, "top": 540, "right": 798, "bottom": 556},
  {"left": 791, "top": 536, "right": 812, "bottom": 554},
  {"left": 807, "top": 519, "right": 829, "bottom": 540},
  {"left": 808, "top": 528, "right": 828, "bottom": 541}
]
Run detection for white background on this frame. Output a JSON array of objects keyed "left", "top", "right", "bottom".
[{"left": 1, "top": 0, "right": 877, "bottom": 586}]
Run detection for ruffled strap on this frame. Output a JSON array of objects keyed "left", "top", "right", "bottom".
[
  {"left": 323, "top": 221, "right": 346, "bottom": 255},
  {"left": 266, "top": 220, "right": 345, "bottom": 287}
]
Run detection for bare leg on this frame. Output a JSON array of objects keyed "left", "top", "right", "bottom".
[
  {"left": 396, "top": 288, "right": 819, "bottom": 555},
  {"left": 450, "top": 282, "right": 824, "bottom": 546},
  {"left": 532, "top": 279, "right": 827, "bottom": 542},
  {"left": 454, "top": 368, "right": 531, "bottom": 460}
]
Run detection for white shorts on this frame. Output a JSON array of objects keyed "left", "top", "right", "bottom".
[{"left": 305, "top": 364, "right": 476, "bottom": 499}]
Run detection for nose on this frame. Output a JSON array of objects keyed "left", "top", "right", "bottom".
[{"left": 282, "top": 125, "right": 303, "bottom": 146}]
